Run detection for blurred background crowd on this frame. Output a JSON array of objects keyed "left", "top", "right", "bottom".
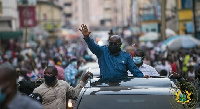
[{"left": 0, "top": 0, "right": 200, "bottom": 106}]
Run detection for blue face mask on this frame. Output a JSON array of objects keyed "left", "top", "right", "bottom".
[
  {"left": 133, "top": 57, "right": 142, "bottom": 64},
  {"left": 0, "top": 88, "right": 6, "bottom": 103},
  {"left": 71, "top": 61, "right": 77, "bottom": 67}
]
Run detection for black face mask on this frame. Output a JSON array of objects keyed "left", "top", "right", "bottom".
[
  {"left": 108, "top": 45, "right": 121, "bottom": 55},
  {"left": 44, "top": 75, "right": 56, "bottom": 84}
]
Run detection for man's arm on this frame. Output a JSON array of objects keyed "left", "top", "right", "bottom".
[
  {"left": 67, "top": 72, "right": 93, "bottom": 99},
  {"left": 84, "top": 37, "right": 102, "bottom": 57},
  {"left": 67, "top": 81, "right": 85, "bottom": 99},
  {"left": 127, "top": 54, "right": 144, "bottom": 77},
  {"left": 79, "top": 24, "right": 102, "bottom": 57}
]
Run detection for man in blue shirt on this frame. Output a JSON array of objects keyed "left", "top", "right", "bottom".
[{"left": 79, "top": 24, "right": 147, "bottom": 80}]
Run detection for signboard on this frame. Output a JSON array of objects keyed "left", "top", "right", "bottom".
[
  {"left": 141, "top": 23, "right": 158, "bottom": 33},
  {"left": 44, "top": 23, "right": 61, "bottom": 31},
  {"left": 141, "top": 14, "right": 156, "bottom": 21},
  {"left": 186, "top": 22, "right": 194, "bottom": 33},
  {"left": 19, "top": 6, "right": 37, "bottom": 27},
  {"left": 181, "top": 0, "right": 193, "bottom": 9}
]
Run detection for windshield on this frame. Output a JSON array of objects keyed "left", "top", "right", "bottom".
[{"left": 77, "top": 95, "right": 179, "bottom": 109}]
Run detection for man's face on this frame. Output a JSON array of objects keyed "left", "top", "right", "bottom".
[
  {"left": 108, "top": 36, "right": 122, "bottom": 46},
  {"left": 44, "top": 68, "right": 57, "bottom": 77},
  {"left": 108, "top": 36, "right": 122, "bottom": 55},
  {"left": 133, "top": 51, "right": 144, "bottom": 65}
]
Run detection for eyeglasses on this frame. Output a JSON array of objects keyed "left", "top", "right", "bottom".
[{"left": 109, "top": 42, "right": 121, "bottom": 46}]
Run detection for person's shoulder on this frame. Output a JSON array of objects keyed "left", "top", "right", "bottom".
[
  {"left": 58, "top": 80, "right": 68, "bottom": 86},
  {"left": 143, "top": 64, "right": 155, "bottom": 69},
  {"left": 121, "top": 50, "right": 129, "bottom": 54},
  {"left": 11, "top": 93, "right": 43, "bottom": 109},
  {"left": 33, "top": 83, "right": 46, "bottom": 92},
  {"left": 121, "top": 50, "right": 131, "bottom": 57},
  {"left": 99, "top": 45, "right": 109, "bottom": 52}
]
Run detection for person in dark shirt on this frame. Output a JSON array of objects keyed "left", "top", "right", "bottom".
[
  {"left": 79, "top": 24, "right": 148, "bottom": 80},
  {"left": 0, "top": 62, "right": 42, "bottom": 109}
]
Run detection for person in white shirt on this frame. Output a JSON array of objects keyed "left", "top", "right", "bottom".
[
  {"left": 155, "top": 58, "right": 172, "bottom": 77},
  {"left": 133, "top": 49, "right": 159, "bottom": 77}
]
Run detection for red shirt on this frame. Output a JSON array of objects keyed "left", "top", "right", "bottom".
[
  {"left": 170, "top": 62, "right": 177, "bottom": 72},
  {"left": 55, "top": 65, "right": 65, "bottom": 81}
]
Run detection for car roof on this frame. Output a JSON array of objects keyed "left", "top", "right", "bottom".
[
  {"left": 85, "top": 77, "right": 172, "bottom": 88},
  {"left": 83, "top": 77, "right": 173, "bottom": 95}
]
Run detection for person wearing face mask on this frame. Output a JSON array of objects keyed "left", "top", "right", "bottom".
[
  {"left": 79, "top": 24, "right": 148, "bottom": 81},
  {"left": 133, "top": 49, "right": 159, "bottom": 77},
  {"left": 64, "top": 57, "right": 78, "bottom": 87},
  {"left": 33, "top": 66, "right": 92, "bottom": 109},
  {"left": 0, "top": 62, "right": 43, "bottom": 109}
]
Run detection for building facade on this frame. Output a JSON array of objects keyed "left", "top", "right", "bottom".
[
  {"left": 66, "top": 0, "right": 131, "bottom": 30},
  {"left": 0, "top": 0, "right": 22, "bottom": 52},
  {"left": 137, "top": 0, "right": 161, "bottom": 33}
]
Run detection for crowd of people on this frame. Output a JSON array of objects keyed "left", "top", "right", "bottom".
[
  {"left": 0, "top": 34, "right": 94, "bottom": 108},
  {"left": 0, "top": 24, "right": 200, "bottom": 109},
  {"left": 0, "top": 37, "right": 93, "bottom": 82},
  {"left": 131, "top": 46, "right": 200, "bottom": 83}
]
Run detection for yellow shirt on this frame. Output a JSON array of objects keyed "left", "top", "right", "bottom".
[{"left": 33, "top": 80, "right": 85, "bottom": 109}]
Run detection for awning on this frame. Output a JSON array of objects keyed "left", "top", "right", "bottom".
[{"left": 0, "top": 31, "right": 23, "bottom": 39}]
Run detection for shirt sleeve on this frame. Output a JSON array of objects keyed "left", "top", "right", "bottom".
[
  {"left": 83, "top": 37, "right": 102, "bottom": 57},
  {"left": 64, "top": 67, "right": 71, "bottom": 81},
  {"left": 33, "top": 88, "right": 39, "bottom": 94},
  {"left": 67, "top": 81, "right": 85, "bottom": 99},
  {"left": 126, "top": 54, "right": 144, "bottom": 77},
  {"left": 150, "top": 67, "right": 160, "bottom": 76}
]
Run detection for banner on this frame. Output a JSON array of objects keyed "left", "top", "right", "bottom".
[{"left": 19, "top": 6, "right": 37, "bottom": 27}]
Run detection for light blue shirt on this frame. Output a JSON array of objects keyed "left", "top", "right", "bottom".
[
  {"left": 84, "top": 37, "right": 143, "bottom": 80},
  {"left": 65, "top": 64, "right": 78, "bottom": 86}
]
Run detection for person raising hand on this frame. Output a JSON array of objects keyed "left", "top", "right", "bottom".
[{"left": 79, "top": 24, "right": 148, "bottom": 81}]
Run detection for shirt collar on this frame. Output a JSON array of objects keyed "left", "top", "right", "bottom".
[{"left": 140, "top": 63, "right": 146, "bottom": 68}]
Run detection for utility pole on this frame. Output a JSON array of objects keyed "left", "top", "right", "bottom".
[
  {"left": 176, "top": 0, "right": 179, "bottom": 34},
  {"left": 193, "top": 0, "right": 197, "bottom": 38},
  {"left": 121, "top": 0, "right": 124, "bottom": 27},
  {"left": 25, "top": 0, "right": 28, "bottom": 48},
  {"left": 130, "top": 0, "right": 133, "bottom": 26},
  {"left": 51, "top": 0, "right": 54, "bottom": 37},
  {"left": 161, "top": 0, "right": 166, "bottom": 41}
]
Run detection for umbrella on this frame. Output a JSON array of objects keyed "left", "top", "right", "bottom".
[
  {"left": 139, "top": 32, "right": 159, "bottom": 41},
  {"left": 161, "top": 35, "right": 200, "bottom": 51},
  {"left": 166, "top": 28, "right": 176, "bottom": 38}
]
